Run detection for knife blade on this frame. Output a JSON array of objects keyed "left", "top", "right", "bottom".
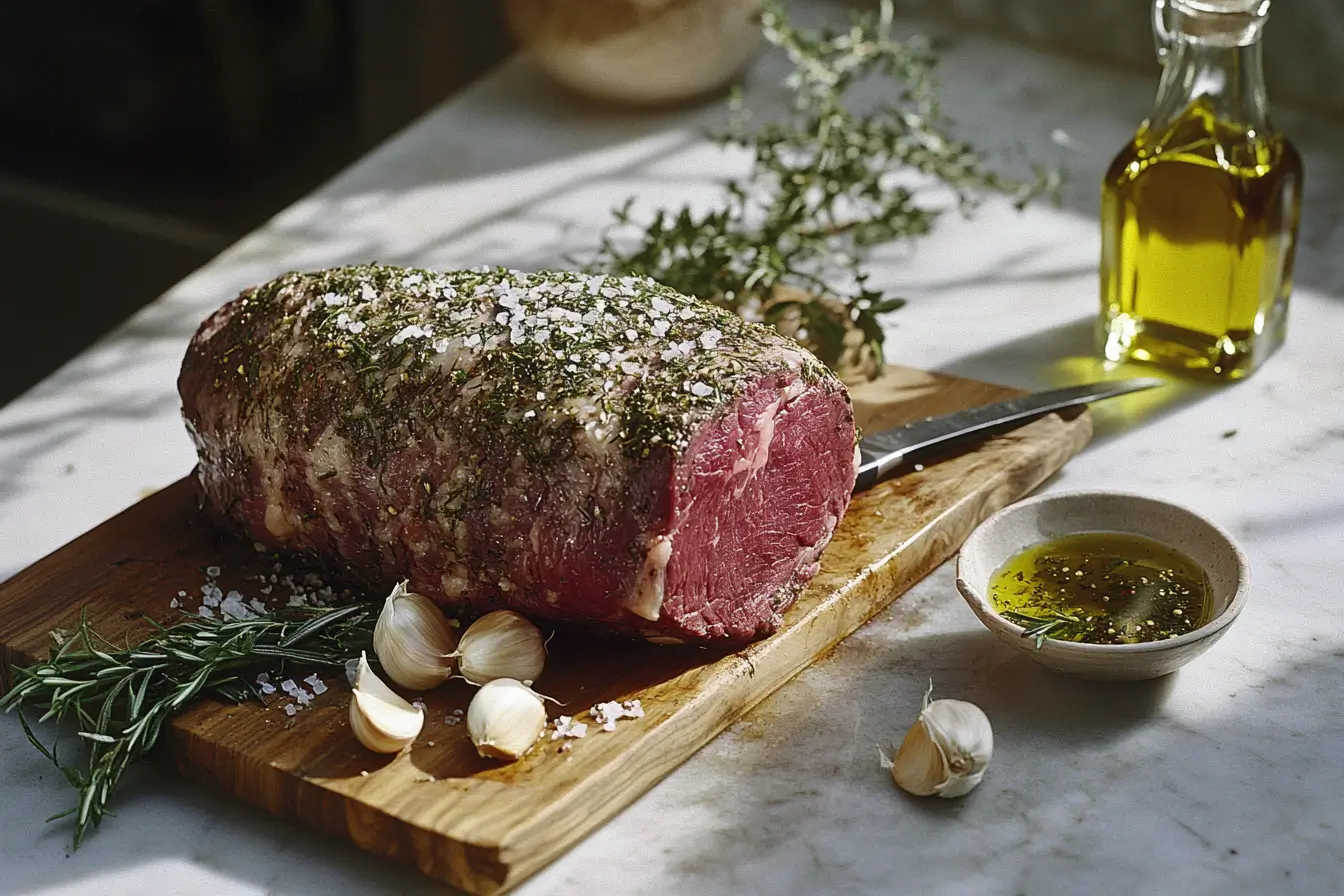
[{"left": 853, "top": 377, "right": 1164, "bottom": 492}]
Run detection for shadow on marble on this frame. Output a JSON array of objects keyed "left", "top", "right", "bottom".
[
  {"left": 0, "top": 723, "right": 463, "bottom": 896},
  {"left": 636, "top": 577, "right": 1344, "bottom": 896},
  {"left": 933, "top": 315, "right": 1234, "bottom": 444}
]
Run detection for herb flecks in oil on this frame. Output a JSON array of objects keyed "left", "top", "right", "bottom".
[{"left": 988, "top": 532, "right": 1213, "bottom": 647}]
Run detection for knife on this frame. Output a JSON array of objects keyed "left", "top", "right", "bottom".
[{"left": 853, "top": 377, "right": 1164, "bottom": 492}]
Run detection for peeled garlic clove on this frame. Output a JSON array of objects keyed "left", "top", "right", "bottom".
[
  {"left": 452, "top": 610, "right": 545, "bottom": 686},
  {"left": 888, "top": 684, "right": 993, "bottom": 799},
  {"left": 349, "top": 651, "right": 424, "bottom": 754},
  {"left": 890, "top": 715, "right": 950, "bottom": 797},
  {"left": 466, "top": 678, "right": 547, "bottom": 761},
  {"left": 373, "top": 581, "right": 459, "bottom": 691}
]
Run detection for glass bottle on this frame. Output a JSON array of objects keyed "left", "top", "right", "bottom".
[{"left": 1098, "top": 0, "right": 1302, "bottom": 379}]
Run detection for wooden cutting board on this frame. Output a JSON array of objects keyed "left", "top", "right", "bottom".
[{"left": 0, "top": 364, "right": 1089, "bottom": 894}]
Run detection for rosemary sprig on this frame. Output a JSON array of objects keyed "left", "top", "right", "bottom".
[
  {"left": 589, "top": 0, "right": 1059, "bottom": 379},
  {"left": 1000, "top": 609, "right": 1085, "bottom": 648},
  {"left": 0, "top": 604, "right": 375, "bottom": 848}
]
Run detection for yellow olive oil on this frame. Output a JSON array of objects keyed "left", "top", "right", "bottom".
[
  {"left": 1100, "top": 102, "right": 1303, "bottom": 378},
  {"left": 988, "top": 532, "right": 1213, "bottom": 646}
]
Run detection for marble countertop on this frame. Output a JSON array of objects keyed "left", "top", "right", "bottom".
[{"left": 3, "top": 9, "right": 1343, "bottom": 896}]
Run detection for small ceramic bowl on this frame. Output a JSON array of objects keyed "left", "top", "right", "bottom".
[{"left": 956, "top": 491, "right": 1249, "bottom": 681}]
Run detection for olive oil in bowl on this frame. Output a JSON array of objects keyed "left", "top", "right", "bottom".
[{"left": 987, "top": 532, "right": 1213, "bottom": 646}]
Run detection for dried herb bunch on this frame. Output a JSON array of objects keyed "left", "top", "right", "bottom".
[
  {"left": 0, "top": 605, "right": 375, "bottom": 847},
  {"left": 590, "top": 0, "right": 1058, "bottom": 380}
]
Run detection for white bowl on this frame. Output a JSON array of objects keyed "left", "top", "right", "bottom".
[{"left": 956, "top": 491, "right": 1250, "bottom": 681}]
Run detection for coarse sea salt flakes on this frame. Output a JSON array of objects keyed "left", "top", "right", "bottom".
[
  {"left": 551, "top": 716, "right": 588, "bottom": 740},
  {"left": 169, "top": 598, "right": 179, "bottom": 609},
  {"left": 284, "top": 704, "right": 298, "bottom": 717},
  {"left": 206, "top": 565, "right": 221, "bottom": 577},
  {"left": 198, "top": 606, "right": 215, "bottom": 619},
  {"left": 391, "top": 324, "right": 428, "bottom": 345},
  {"left": 220, "top": 593, "right": 252, "bottom": 620},
  {"left": 690, "top": 382, "right": 713, "bottom": 397}
]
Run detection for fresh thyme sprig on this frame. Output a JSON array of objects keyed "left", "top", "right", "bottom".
[
  {"left": 0, "top": 604, "right": 375, "bottom": 848},
  {"left": 589, "top": 0, "right": 1059, "bottom": 379},
  {"left": 1000, "top": 609, "right": 1085, "bottom": 648}
]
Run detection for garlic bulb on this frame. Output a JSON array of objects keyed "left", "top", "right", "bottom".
[
  {"left": 452, "top": 610, "right": 546, "bottom": 686},
  {"left": 887, "top": 684, "right": 993, "bottom": 799},
  {"left": 373, "top": 581, "right": 459, "bottom": 690},
  {"left": 466, "top": 678, "right": 547, "bottom": 761},
  {"left": 349, "top": 652, "right": 424, "bottom": 754}
]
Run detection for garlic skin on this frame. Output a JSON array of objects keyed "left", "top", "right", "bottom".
[
  {"left": 349, "top": 652, "right": 425, "bottom": 754},
  {"left": 373, "top": 581, "right": 458, "bottom": 691},
  {"left": 889, "top": 685, "right": 993, "bottom": 799},
  {"left": 466, "top": 678, "right": 547, "bottom": 761},
  {"left": 452, "top": 610, "right": 546, "bottom": 686}
]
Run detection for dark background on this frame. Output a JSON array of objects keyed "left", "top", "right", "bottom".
[{"left": 0, "top": 1, "right": 515, "bottom": 407}]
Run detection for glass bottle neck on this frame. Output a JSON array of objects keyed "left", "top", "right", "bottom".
[{"left": 1149, "top": 33, "right": 1272, "bottom": 135}]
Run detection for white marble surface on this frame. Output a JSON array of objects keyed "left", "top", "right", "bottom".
[{"left": 3, "top": 10, "right": 1344, "bottom": 896}]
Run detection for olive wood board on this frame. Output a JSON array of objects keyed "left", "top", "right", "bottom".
[{"left": 0, "top": 364, "right": 1090, "bottom": 894}]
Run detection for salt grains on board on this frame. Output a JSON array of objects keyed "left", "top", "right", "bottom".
[{"left": 590, "top": 699, "right": 645, "bottom": 732}]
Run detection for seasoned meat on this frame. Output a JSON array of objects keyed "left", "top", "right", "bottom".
[{"left": 179, "top": 265, "right": 857, "bottom": 642}]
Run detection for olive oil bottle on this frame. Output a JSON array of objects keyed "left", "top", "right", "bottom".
[{"left": 1099, "top": 0, "right": 1302, "bottom": 378}]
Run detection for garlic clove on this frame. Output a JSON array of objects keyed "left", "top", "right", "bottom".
[
  {"left": 466, "top": 678, "right": 547, "bottom": 761},
  {"left": 890, "top": 715, "right": 949, "bottom": 797},
  {"left": 888, "top": 683, "right": 992, "bottom": 799},
  {"left": 349, "top": 651, "right": 425, "bottom": 754},
  {"left": 452, "top": 610, "right": 546, "bottom": 686},
  {"left": 919, "top": 697, "right": 993, "bottom": 779},
  {"left": 373, "top": 581, "right": 459, "bottom": 691}
]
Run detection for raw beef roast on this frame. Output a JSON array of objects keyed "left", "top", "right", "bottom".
[{"left": 179, "top": 266, "right": 858, "bottom": 642}]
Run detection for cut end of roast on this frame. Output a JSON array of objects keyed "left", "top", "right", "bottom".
[{"left": 636, "top": 370, "right": 856, "bottom": 642}]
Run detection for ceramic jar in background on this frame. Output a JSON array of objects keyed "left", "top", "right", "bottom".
[{"left": 502, "top": 0, "right": 762, "bottom": 105}]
